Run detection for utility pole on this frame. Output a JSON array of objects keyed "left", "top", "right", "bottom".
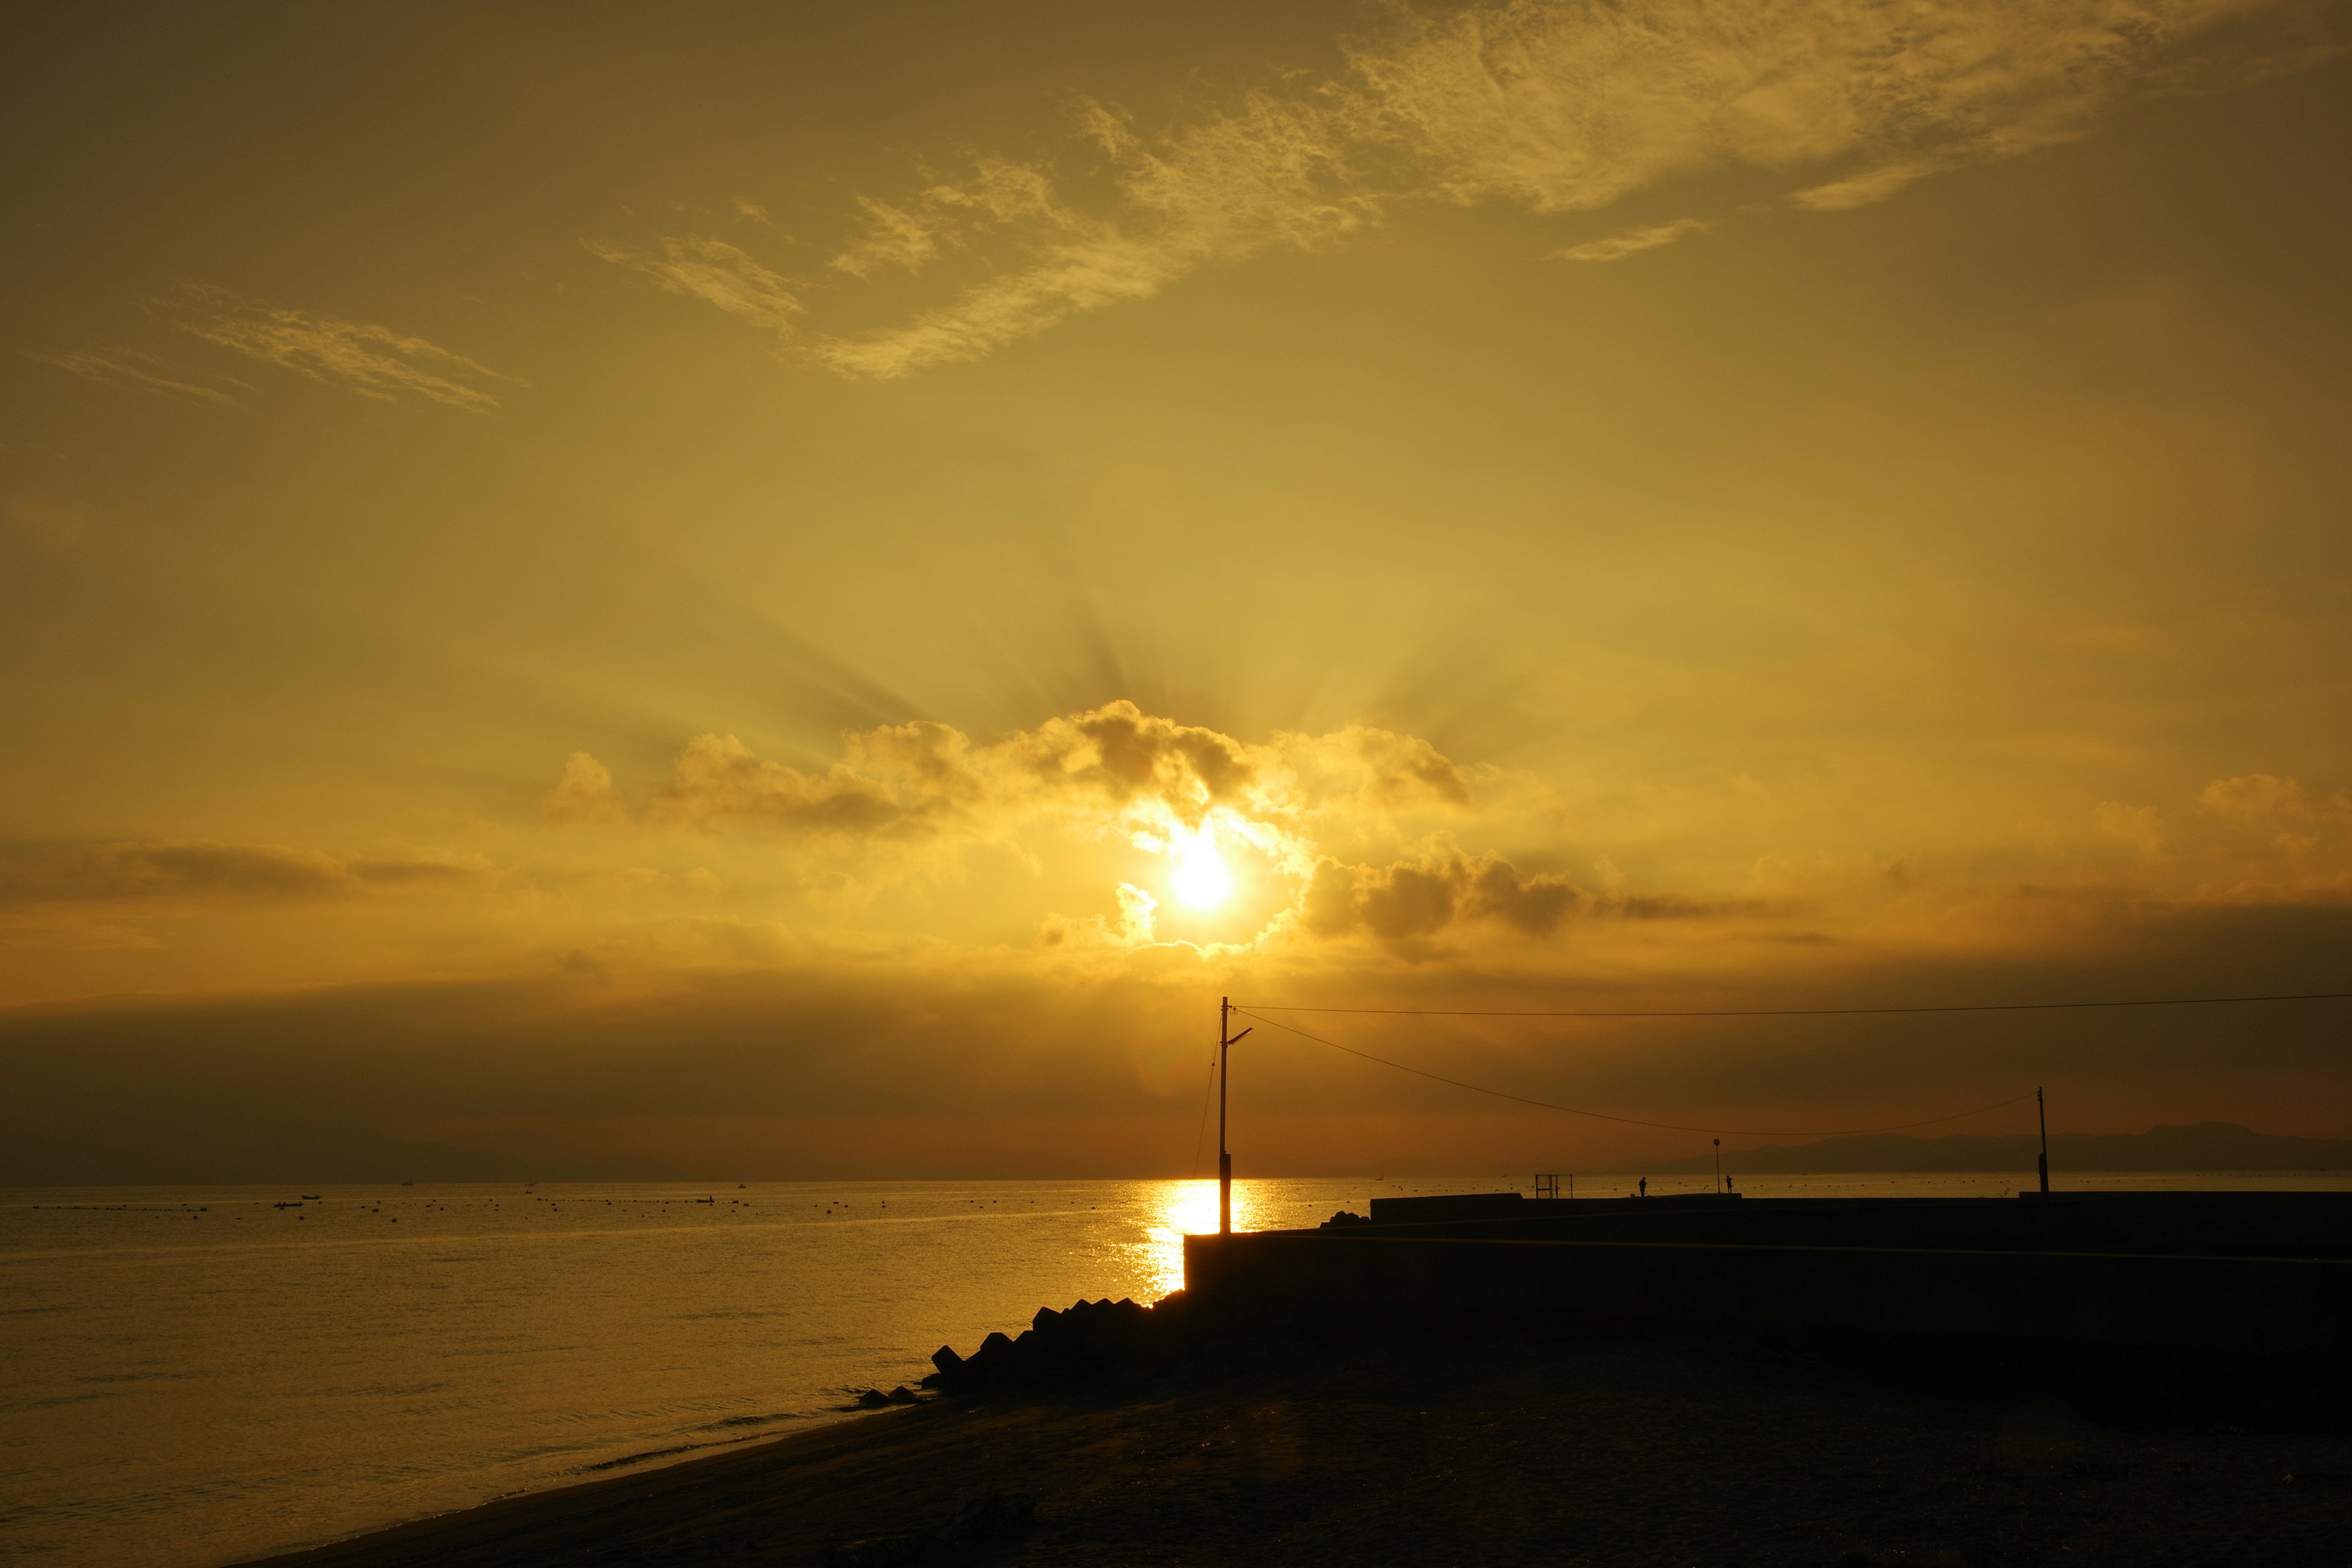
[
  {"left": 2037, "top": 1086, "right": 2050, "bottom": 1194},
  {"left": 1218, "top": 997, "right": 1250, "bottom": 1236}
]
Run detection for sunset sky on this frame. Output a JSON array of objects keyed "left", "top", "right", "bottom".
[{"left": 6, "top": 0, "right": 2351, "bottom": 1181}]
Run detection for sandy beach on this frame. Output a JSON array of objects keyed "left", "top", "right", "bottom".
[{"left": 250, "top": 1325, "right": 2352, "bottom": 1568}]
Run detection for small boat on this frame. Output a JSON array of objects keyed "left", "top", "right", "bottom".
[{"left": 300, "top": 1194, "right": 321, "bottom": 1200}]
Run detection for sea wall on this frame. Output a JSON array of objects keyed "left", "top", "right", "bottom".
[
  {"left": 1182, "top": 1229, "right": 2352, "bottom": 1358},
  {"left": 1357, "top": 1190, "right": 2352, "bottom": 1259}
]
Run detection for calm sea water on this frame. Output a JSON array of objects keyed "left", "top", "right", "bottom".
[{"left": 4, "top": 1170, "right": 2343, "bottom": 1567}]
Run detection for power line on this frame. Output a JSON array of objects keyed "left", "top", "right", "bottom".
[
  {"left": 1188, "top": 1045, "right": 1219, "bottom": 1180},
  {"left": 1231, "top": 1008, "right": 2041, "bottom": 1138},
  {"left": 1234, "top": 990, "right": 2352, "bottom": 1021}
]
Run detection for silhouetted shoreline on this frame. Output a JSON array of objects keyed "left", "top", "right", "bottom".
[{"left": 246, "top": 1298, "right": 2352, "bottom": 1568}]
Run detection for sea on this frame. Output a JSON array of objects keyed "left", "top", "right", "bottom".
[{"left": 4, "top": 1170, "right": 2345, "bottom": 1568}]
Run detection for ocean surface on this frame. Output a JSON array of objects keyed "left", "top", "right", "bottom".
[{"left": 4, "top": 1170, "right": 2345, "bottom": 1568}]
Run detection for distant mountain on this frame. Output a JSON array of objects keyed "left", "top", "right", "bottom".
[{"left": 1649, "top": 1121, "right": 2352, "bottom": 1175}]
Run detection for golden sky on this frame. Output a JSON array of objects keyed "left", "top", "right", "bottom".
[{"left": 5, "top": 0, "right": 2351, "bottom": 1179}]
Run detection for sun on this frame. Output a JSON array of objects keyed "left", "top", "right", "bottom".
[{"left": 1170, "top": 828, "right": 1235, "bottom": 910}]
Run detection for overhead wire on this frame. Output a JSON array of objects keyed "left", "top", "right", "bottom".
[
  {"left": 1233, "top": 990, "right": 2352, "bottom": 1020},
  {"left": 1232, "top": 1007, "right": 2043, "bottom": 1138},
  {"left": 1188, "top": 1043, "right": 1219, "bottom": 1179}
]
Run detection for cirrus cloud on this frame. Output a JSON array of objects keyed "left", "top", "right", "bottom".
[
  {"left": 161, "top": 286, "right": 523, "bottom": 410},
  {"left": 603, "top": 0, "right": 2331, "bottom": 377}
]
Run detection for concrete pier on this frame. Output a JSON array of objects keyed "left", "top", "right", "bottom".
[{"left": 1183, "top": 1191, "right": 2352, "bottom": 1357}]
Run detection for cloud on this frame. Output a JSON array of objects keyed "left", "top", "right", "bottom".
[
  {"left": 1276, "top": 725, "right": 1473, "bottom": 814},
  {"left": 2198, "top": 773, "right": 2309, "bottom": 821},
  {"left": 543, "top": 752, "right": 631, "bottom": 826},
  {"left": 1040, "top": 882, "right": 1159, "bottom": 949},
  {"left": 589, "top": 235, "right": 805, "bottom": 339},
  {"left": 807, "top": 96, "right": 1371, "bottom": 379},
  {"left": 616, "top": 86, "right": 1372, "bottom": 380},
  {"left": 163, "top": 287, "right": 521, "bottom": 410},
  {"left": 614, "top": 703, "right": 1480, "bottom": 854},
  {"left": 554, "top": 709, "right": 2352, "bottom": 966},
  {"left": 647, "top": 733, "right": 916, "bottom": 834},
  {"left": 1553, "top": 217, "right": 1711, "bottom": 262},
  {"left": 10, "top": 885, "right": 2352, "bottom": 1183},
  {"left": 560, "top": 703, "right": 1550, "bottom": 948},
  {"left": 1008, "top": 703, "right": 1265, "bottom": 824},
  {"left": 1791, "top": 159, "right": 1948, "bottom": 211},
  {"left": 609, "top": 0, "right": 2318, "bottom": 376},
  {"left": 830, "top": 197, "right": 944, "bottom": 277},
  {"left": 827, "top": 161, "right": 1071, "bottom": 280},
  {"left": 1303, "top": 848, "right": 1584, "bottom": 947},
  {"left": 29, "top": 348, "right": 247, "bottom": 407},
  {"left": 0, "top": 840, "right": 491, "bottom": 905},
  {"left": 1352, "top": 0, "right": 2300, "bottom": 216},
  {"left": 631, "top": 704, "right": 1276, "bottom": 846}
]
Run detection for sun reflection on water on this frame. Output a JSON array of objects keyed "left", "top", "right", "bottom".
[{"left": 1142, "top": 1178, "right": 1262, "bottom": 1298}]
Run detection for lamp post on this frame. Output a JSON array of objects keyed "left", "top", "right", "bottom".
[{"left": 1219, "top": 997, "right": 1251, "bottom": 1235}]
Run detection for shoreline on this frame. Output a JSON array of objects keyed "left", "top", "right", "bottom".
[{"left": 244, "top": 1323, "right": 2352, "bottom": 1568}]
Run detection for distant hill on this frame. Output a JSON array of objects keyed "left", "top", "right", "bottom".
[{"left": 1650, "top": 1121, "right": 2352, "bottom": 1175}]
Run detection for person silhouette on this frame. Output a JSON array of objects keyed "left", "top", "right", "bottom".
[{"left": 1637, "top": 1177, "right": 1647, "bottom": 1197}]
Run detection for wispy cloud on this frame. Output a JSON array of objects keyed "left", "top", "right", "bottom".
[
  {"left": 164, "top": 287, "right": 522, "bottom": 410},
  {"left": 829, "top": 197, "right": 946, "bottom": 278},
  {"left": 588, "top": 235, "right": 804, "bottom": 339},
  {"left": 603, "top": 0, "right": 2323, "bottom": 377},
  {"left": 31, "top": 348, "right": 247, "bottom": 407},
  {"left": 809, "top": 95, "right": 1370, "bottom": 379},
  {"left": 1791, "top": 160, "right": 1948, "bottom": 213},
  {"left": 1553, "top": 217, "right": 1711, "bottom": 262},
  {"left": 826, "top": 161, "right": 1070, "bottom": 280}
]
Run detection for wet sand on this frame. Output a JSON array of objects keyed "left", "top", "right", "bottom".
[{"left": 249, "top": 1335, "right": 2352, "bottom": 1567}]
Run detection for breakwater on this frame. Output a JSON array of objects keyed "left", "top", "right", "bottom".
[{"left": 1183, "top": 1191, "right": 2352, "bottom": 1359}]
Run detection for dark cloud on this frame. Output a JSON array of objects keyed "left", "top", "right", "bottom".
[
  {"left": 1033, "top": 701, "right": 1257, "bottom": 819},
  {"left": 0, "top": 841, "right": 488, "bottom": 905},
  {"left": 638, "top": 703, "right": 1271, "bottom": 836},
  {"left": 609, "top": 703, "right": 1483, "bottom": 866},
  {"left": 1611, "top": 892, "right": 1747, "bottom": 920},
  {"left": 1304, "top": 850, "right": 1585, "bottom": 944},
  {"left": 2, "top": 895, "right": 2348, "bottom": 1182}
]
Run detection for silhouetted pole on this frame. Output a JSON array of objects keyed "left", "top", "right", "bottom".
[
  {"left": 2037, "top": 1086, "right": 2050, "bottom": 1194},
  {"left": 1713, "top": 1137, "right": 1722, "bottom": 1194},
  {"left": 1218, "top": 997, "right": 1250, "bottom": 1235}
]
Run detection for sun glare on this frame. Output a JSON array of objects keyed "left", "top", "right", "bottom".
[
  {"left": 1171, "top": 830, "right": 1235, "bottom": 910},
  {"left": 1144, "top": 1179, "right": 1254, "bottom": 1296}
]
